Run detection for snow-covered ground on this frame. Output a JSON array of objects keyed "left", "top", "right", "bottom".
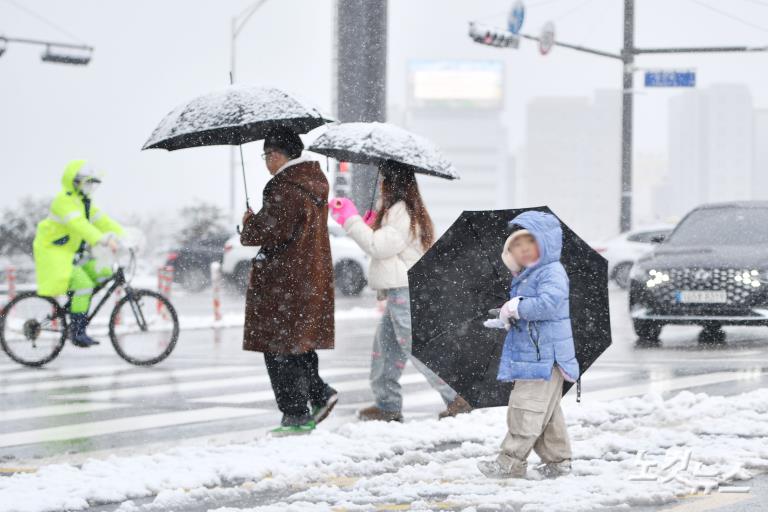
[{"left": 1, "top": 388, "right": 766, "bottom": 512}]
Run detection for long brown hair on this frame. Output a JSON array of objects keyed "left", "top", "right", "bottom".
[{"left": 372, "top": 162, "right": 434, "bottom": 251}]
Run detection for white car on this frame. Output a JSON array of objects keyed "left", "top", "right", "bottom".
[
  {"left": 221, "top": 223, "right": 369, "bottom": 296},
  {"left": 593, "top": 225, "right": 675, "bottom": 288}
]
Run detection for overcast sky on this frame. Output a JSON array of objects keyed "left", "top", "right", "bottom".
[{"left": 2, "top": 0, "right": 767, "bottom": 220}]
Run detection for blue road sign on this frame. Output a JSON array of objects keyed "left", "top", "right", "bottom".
[
  {"left": 507, "top": 1, "right": 525, "bottom": 35},
  {"left": 644, "top": 70, "right": 696, "bottom": 87}
]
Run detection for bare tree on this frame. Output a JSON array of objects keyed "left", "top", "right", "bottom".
[{"left": 0, "top": 197, "right": 51, "bottom": 257}]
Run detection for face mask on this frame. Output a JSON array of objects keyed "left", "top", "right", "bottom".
[{"left": 78, "top": 180, "right": 99, "bottom": 197}]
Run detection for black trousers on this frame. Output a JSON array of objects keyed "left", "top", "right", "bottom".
[{"left": 264, "top": 350, "right": 328, "bottom": 418}]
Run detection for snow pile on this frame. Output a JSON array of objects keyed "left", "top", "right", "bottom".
[
  {"left": 1, "top": 389, "right": 766, "bottom": 512},
  {"left": 143, "top": 85, "right": 328, "bottom": 150},
  {"left": 309, "top": 122, "right": 460, "bottom": 180}
]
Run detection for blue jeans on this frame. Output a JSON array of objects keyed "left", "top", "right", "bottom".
[{"left": 371, "top": 287, "right": 457, "bottom": 412}]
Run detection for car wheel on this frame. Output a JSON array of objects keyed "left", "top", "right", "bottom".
[
  {"left": 633, "top": 319, "right": 662, "bottom": 343},
  {"left": 232, "top": 262, "right": 251, "bottom": 294},
  {"left": 698, "top": 324, "right": 726, "bottom": 345},
  {"left": 179, "top": 267, "right": 210, "bottom": 292},
  {"left": 335, "top": 260, "right": 366, "bottom": 296},
  {"left": 613, "top": 262, "right": 633, "bottom": 289}
]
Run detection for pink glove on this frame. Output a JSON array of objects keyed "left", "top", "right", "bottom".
[
  {"left": 328, "top": 197, "right": 360, "bottom": 226},
  {"left": 499, "top": 297, "right": 522, "bottom": 323},
  {"left": 362, "top": 210, "right": 377, "bottom": 227}
]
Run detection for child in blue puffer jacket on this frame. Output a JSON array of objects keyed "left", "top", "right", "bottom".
[{"left": 478, "top": 210, "right": 579, "bottom": 480}]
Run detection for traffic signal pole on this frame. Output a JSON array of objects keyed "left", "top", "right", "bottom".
[
  {"left": 474, "top": 0, "right": 768, "bottom": 233},
  {"left": 621, "top": 0, "right": 635, "bottom": 233}
]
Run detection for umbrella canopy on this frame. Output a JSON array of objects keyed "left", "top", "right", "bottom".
[
  {"left": 408, "top": 207, "right": 611, "bottom": 408},
  {"left": 308, "top": 122, "right": 460, "bottom": 180},
  {"left": 142, "top": 84, "right": 333, "bottom": 151}
]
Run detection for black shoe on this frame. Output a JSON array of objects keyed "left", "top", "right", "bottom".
[
  {"left": 311, "top": 386, "right": 338, "bottom": 424},
  {"left": 69, "top": 313, "right": 100, "bottom": 348}
]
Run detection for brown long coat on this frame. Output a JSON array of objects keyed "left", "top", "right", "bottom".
[{"left": 240, "top": 158, "right": 335, "bottom": 354}]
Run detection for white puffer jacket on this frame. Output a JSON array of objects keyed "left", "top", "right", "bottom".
[{"left": 343, "top": 201, "right": 424, "bottom": 290}]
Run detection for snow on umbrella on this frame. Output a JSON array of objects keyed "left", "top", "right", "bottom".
[
  {"left": 308, "top": 122, "right": 460, "bottom": 180},
  {"left": 408, "top": 207, "right": 612, "bottom": 408},
  {"left": 142, "top": 84, "right": 333, "bottom": 151}
]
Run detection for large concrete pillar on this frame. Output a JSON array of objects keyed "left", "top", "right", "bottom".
[{"left": 333, "top": 0, "right": 387, "bottom": 210}]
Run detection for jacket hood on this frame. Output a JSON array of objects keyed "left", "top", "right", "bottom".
[
  {"left": 508, "top": 211, "right": 563, "bottom": 267},
  {"left": 62, "top": 159, "right": 88, "bottom": 193},
  {"left": 274, "top": 157, "right": 328, "bottom": 206},
  {"left": 501, "top": 229, "right": 532, "bottom": 273}
]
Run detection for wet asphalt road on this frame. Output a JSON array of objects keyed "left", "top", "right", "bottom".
[{"left": 1, "top": 284, "right": 767, "bottom": 511}]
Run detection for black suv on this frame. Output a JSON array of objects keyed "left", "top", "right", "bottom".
[{"left": 629, "top": 201, "right": 768, "bottom": 344}]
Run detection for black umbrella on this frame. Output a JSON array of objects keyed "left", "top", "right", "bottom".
[
  {"left": 408, "top": 207, "right": 611, "bottom": 408},
  {"left": 142, "top": 84, "right": 333, "bottom": 207}
]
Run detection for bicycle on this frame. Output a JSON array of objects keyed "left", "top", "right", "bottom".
[{"left": 0, "top": 250, "right": 179, "bottom": 367}]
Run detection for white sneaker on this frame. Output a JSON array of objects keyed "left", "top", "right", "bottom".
[
  {"left": 535, "top": 459, "right": 572, "bottom": 478},
  {"left": 477, "top": 459, "right": 527, "bottom": 479}
]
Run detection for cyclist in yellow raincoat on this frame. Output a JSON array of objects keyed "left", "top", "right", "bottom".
[{"left": 33, "top": 160, "right": 124, "bottom": 347}]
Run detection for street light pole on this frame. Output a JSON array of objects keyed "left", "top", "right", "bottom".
[{"left": 229, "top": 0, "right": 270, "bottom": 221}]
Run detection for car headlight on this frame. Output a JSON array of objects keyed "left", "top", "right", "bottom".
[
  {"left": 740, "top": 269, "right": 768, "bottom": 287},
  {"left": 645, "top": 269, "right": 670, "bottom": 288}
]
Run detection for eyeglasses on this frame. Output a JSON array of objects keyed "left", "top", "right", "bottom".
[{"left": 261, "top": 150, "right": 276, "bottom": 160}]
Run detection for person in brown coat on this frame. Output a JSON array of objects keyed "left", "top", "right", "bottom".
[{"left": 240, "top": 126, "right": 337, "bottom": 436}]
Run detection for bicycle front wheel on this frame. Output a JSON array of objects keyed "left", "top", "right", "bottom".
[
  {"left": 0, "top": 292, "right": 67, "bottom": 367},
  {"left": 109, "top": 289, "right": 179, "bottom": 366}
]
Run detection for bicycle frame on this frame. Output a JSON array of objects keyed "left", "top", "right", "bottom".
[{"left": 62, "top": 255, "right": 149, "bottom": 331}]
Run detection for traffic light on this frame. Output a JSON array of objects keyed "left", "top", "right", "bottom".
[
  {"left": 41, "top": 45, "right": 92, "bottom": 65},
  {"left": 468, "top": 22, "right": 519, "bottom": 49}
]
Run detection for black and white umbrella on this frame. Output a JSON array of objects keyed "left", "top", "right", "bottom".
[
  {"left": 308, "top": 122, "right": 460, "bottom": 180},
  {"left": 142, "top": 84, "right": 332, "bottom": 209},
  {"left": 143, "top": 84, "right": 332, "bottom": 151}
]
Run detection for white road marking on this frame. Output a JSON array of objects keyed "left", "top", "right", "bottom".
[
  {"left": 1, "top": 402, "right": 130, "bottom": 422},
  {"left": 0, "top": 365, "right": 257, "bottom": 394},
  {"left": 0, "top": 407, "right": 267, "bottom": 448},
  {"left": 0, "top": 364, "right": 158, "bottom": 382},
  {"left": 52, "top": 368, "right": 369, "bottom": 401}
]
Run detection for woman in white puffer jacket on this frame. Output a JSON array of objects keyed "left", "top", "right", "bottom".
[{"left": 329, "top": 164, "right": 472, "bottom": 422}]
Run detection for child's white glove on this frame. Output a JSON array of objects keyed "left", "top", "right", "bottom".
[
  {"left": 483, "top": 318, "right": 509, "bottom": 330},
  {"left": 500, "top": 296, "right": 523, "bottom": 322}
]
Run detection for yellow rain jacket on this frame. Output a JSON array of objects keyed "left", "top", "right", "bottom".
[{"left": 33, "top": 160, "right": 124, "bottom": 296}]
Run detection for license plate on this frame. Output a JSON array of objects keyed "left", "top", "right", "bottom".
[{"left": 676, "top": 290, "right": 727, "bottom": 304}]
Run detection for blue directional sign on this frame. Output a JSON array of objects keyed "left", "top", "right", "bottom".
[
  {"left": 507, "top": 1, "right": 525, "bottom": 35},
  {"left": 644, "top": 70, "right": 696, "bottom": 87}
]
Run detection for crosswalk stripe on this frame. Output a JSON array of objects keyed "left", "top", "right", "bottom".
[
  {"left": 0, "top": 364, "right": 155, "bottom": 383},
  {"left": 0, "top": 365, "right": 259, "bottom": 395},
  {"left": 51, "top": 368, "right": 370, "bottom": 402},
  {"left": 1, "top": 402, "right": 130, "bottom": 423},
  {"left": 0, "top": 407, "right": 268, "bottom": 448},
  {"left": 189, "top": 372, "right": 431, "bottom": 404}
]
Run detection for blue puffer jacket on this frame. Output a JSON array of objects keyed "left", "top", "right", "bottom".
[{"left": 497, "top": 211, "right": 580, "bottom": 383}]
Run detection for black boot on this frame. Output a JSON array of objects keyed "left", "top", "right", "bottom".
[{"left": 69, "top": 313, "right": 100, "bottom": 347}]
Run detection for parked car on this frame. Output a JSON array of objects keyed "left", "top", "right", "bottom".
[
  {"left": 629, "top": 201, "right": 768, "bottom": 344},
  {"left": 164, "top": 234, "right": 231, "bottom": 292},
  {"left": 593, "top": 225, "right": 675, "bottom": 288},
  {"left": 221, "top": 223, "right": 369, "bottom": 296}
]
